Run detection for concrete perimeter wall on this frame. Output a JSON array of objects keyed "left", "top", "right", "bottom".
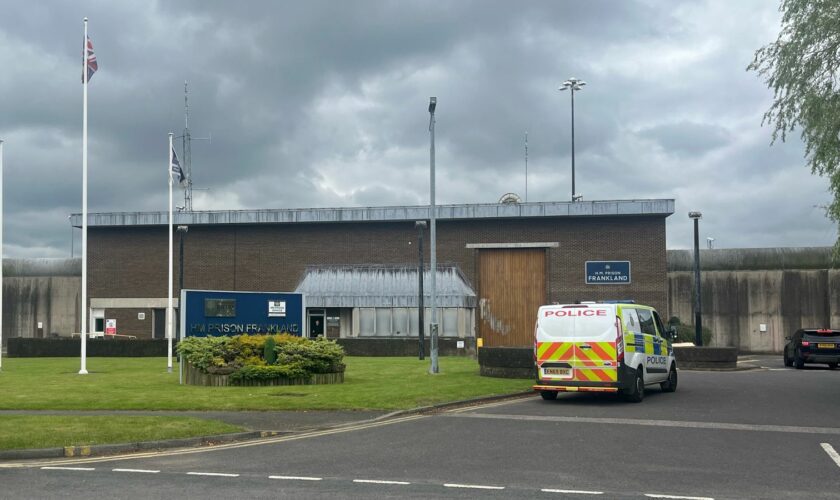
[
  {"left": 667, "top": 248, "right": 840, "bottom": 353},
  {"left": 1, "top": 258, "right": 80, "bottom": 347}
]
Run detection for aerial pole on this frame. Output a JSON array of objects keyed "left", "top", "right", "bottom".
[{"left": 183, "top": 81, "right": 193, "bottom": 212}]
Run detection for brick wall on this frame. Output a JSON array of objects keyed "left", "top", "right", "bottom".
[{"left": 88, "top": 216, "right": 668, "bottom": 336}]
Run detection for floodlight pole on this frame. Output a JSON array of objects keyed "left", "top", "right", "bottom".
[
  {"left": 428, "top": 97, "right": 439, "bottom": 374},
  {"left": 559, "top": 77, "right": 586, "bottom": 202},
  {"left": 415, "top": 220, "right": 426, "bottom": 360},
  {"left": 689, "top": 211, "right": 703, "bottom": 346}
]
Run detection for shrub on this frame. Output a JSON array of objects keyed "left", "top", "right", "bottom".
[
  {"left": 274, "top": 338, "right": 346, "bottom": 374},
  {"left": 263, "top": 336, "right": 277, "bottom": 365},
  {"left": 178, "top": 334, "right": 345, "bottom": 382},
  {"left": 668, "top": 317, "right": 713, "bottom": 346}
]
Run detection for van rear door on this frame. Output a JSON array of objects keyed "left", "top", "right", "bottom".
[{"left": 536, "top": 304, "right": 618, "bottom": 385}]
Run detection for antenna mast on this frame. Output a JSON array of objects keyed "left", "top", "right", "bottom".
[
  {"left": 525, "top": 131, "right": 528, "bottom": 202},
  {"left": 183, "top": 81, "right": 193, "bottom": 211}
]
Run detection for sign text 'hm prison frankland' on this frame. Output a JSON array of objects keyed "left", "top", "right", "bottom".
[{"left": 585, "top": 261, "right": 631, "bottom": 285}]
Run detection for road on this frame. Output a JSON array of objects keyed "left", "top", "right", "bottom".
[{"left": 2, "top": 355, "right": 840, "bottom": 499}]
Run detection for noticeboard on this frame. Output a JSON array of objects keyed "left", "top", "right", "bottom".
[{"left": 585, "top": 261, "right": 631, "bottom": 285}]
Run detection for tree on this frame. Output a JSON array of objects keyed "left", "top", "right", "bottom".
[{"left": 748, "top": 0, "right": 840, "bottom": 235}]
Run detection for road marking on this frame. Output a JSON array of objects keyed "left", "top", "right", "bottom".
[
  {"left": 2, "top": 414, "right": 426, "bottom": 469},
  {"left": 644, "top": 495, "right": 714, "bottom": 500},
  {"left": 821, "top": 443, "right": 840, "bottom": 468},
  {"left": 448, "top": 412, "right": 840, "bottom": 436},
  {"left": 113, "top": 468, "right": 159, "bottom": 474},
  {"left": 353, "top": 479, "right": 410, "bottom": 485},
  {"left": 542, "top": 488, "right": 603, "bottom": 494},
  {"left": 444, "top": 483, "right": 505, "bottom": 490},
  {"left": 41, "top": 466, "right": 95, "bottom": 471},
  {"left": 186, "top": 472, "right": 239, "bottom": 477},
  {"left": 269, "top": 475, "right": 323, "bottom": 481}
]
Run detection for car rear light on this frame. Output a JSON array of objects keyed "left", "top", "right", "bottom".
[
  {"left": 616, "top": 316, "right": 624, "bottom": 363},
  {"left": 802, "top": 341, "right": 810, "bottom": 347},
  {"left": 818, "top": 329, "right": 834, "bottom": 335}
]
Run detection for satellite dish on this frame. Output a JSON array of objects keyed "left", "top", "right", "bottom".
[{"left": 499, "top": 193, "right": 522, "bottom": 204}]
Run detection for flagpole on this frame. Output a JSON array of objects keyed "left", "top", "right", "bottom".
[
  {"left": 79, "top": 18, "right": 89, "bottom": 375},
  {"left": 167, "top": 133, "right": 174, "bottom": 373}
]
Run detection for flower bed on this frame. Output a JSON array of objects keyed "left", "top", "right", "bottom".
[{"left": 177, "top": 334, "right": 345, "bottom": 387}]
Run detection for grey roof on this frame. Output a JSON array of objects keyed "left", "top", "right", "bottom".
[
  {"left": 295, "top": 265, "right": 477, "bottom": 308},
  {"left": 69, "top": 199, "right": 675, "bottom": 227},
  {"left": 668, "top": 247, "right": 839, "bottom": 271}
]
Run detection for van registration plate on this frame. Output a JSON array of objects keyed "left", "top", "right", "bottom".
[
  {"left": 543, "top": 367, "right": 571, "bottom": 377},
  {"left": 818, "top": 343, "right": 835, "bottom": 349}
]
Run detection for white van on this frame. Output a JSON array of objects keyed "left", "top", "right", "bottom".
[{"left": 533, "top": 302, "right": 677, "bottom": 402}]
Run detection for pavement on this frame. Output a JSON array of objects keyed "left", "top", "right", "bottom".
[{"left": 0, "top": 353, "right": 778, "bottom": 461}]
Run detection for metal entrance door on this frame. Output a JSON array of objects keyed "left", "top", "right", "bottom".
[{"left": 478, "top": 248, "right": 546, "bottom": 347}]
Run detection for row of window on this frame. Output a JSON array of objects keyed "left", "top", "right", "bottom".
[{"left": 358, "top": 307, "right": 470, "bottom": 337}]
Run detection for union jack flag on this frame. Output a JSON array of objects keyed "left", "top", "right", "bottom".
[{"left": 83, "top": 35, "right": 97, "bottom": 83}]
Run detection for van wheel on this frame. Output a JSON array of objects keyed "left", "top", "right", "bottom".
[
  {"left": 624, "top": 369, "right": 644, "bottom": 403},
  {"left": 660, "top": 364, "right": 678, "bottom": 393},
  {"left": 540, "top": 390, "right": 558, "bottom": 401}
]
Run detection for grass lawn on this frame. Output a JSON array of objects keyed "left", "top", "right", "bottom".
[
  {"left": 0, "top": 357, "right": 532, "bottom": 411},
  {"left": 0, "top": 416, "right": 243, "bottom": 451}
]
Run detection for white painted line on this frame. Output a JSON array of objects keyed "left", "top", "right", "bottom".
[
  {"left": 353, "top": 479, "right": 410, "bottom": 485},
  {"left": 113, "top": 468, "right": 160, "bottom": 474},
  {"left": 449, "top": 412, "right": 840, "bottom": 436},
  {"left": 542, "top": 489, "right": 603, "bottom": 495},
  {"left": 41, "top": 466, "right": 95, "bottom": 471},
  {"left": 186, "top": 472, "right": 240, "bottom": 477},
  {"left": 444, "top": 483, "right": 505, "bottom": 490},
  {"left": 821, "top": 443, "right": 840, "bottom": 469},
  {"left": 644, "top": 494, "right": 714, "bottom": 500},
  {"left": 269, "top": 475, "right": 323, "bottom": 481}
]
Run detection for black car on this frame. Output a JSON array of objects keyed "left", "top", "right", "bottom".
[{"left": 784, "top": 329, "right": 840, "bottom": 369}]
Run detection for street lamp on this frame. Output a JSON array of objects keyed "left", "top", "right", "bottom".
[
  {"left": 689, "top": 211, "right": 703, "bottom": 347},
  {"left": 176, "top": 225, "right": 188, "bottom": 342},
  {"left": 428, "top": 97, "right": 439, "bottom": 374},
  {"left": 414, "top": 220, "right": 427, "bottom": 360},
  {"left": 559, "top": 77, "right": 586, "bottom": 202},
  {"left": 707, "top": 237, "right": 715, "bottom": 249}
]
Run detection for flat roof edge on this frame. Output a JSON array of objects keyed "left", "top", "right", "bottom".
[{"left": 70, "top": 199, "right": 675, "bottom": 227}]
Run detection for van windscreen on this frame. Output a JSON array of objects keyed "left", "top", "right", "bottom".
[{"left": 540, "top": 308, "right": 614, "bottom": 338}]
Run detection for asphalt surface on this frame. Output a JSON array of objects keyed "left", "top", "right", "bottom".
[{"left": 3, "top": 354, "right": 840, "bottom": 499}]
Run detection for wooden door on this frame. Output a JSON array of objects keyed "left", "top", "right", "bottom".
[{"left": 478, "top": 249, "right": 546, "bottom": 347}]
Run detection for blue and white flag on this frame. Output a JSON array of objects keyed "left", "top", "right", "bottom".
[{"left": 171, "top": 147, "right": 184, "bottom": 185}]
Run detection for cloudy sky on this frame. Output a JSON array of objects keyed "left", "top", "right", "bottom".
[{"left": 0, "top": 0, "right": 834, "bottom": 257}]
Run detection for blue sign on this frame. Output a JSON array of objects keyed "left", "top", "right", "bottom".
[
  {"left": 585, "top": 261, "right": 631, "bottom": 285},
  {"left": 180, "top": 290, "right": 304, "bottom": 339}
]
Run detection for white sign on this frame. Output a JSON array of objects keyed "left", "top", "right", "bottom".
[
  {"left": 105, "top": 318, "right": 117, "bottom": 336},
  {"left": 138, "top": 312, "right": 146, "bottom": 320},
  {"left": 759, "top": 324, "right": 767, "bottom": 333},
  {"left": 37, "top": 322, "right": 43, "bottom": 329},
  {"left": 457, "top": 340, "right": 465, "bottom": 349},
  {"left": 268, "top": 300, "right": 286, "bottom": 317}
]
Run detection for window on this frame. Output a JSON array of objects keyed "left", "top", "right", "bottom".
[
  {"left": 205, "top": 298, "right": 236, "bottom": 317},
  {"left": 375, "top": 308, "right": 392, "bottom": 336},
  {"left": 359, "top": 308, "right": 375, "bottom": 336},
  {"left": 94, "top": 318, "right": 105, "bottom": 333},
  {"left": 652, "top": 311, "right": 666, "bottom": 337},
  {"left": 442, "top": 308, "right": 458, "bottom": 336},
  {"left": 392, "top": 308, "right": 409, "bottom": 335},
  {"left": 623, "top": 308, "right": 642, "bottom": 334},
  {"left": 637, "top": 309, "right": 657, "bottom": 336}
]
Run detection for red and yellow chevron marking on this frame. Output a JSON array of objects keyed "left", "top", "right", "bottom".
[
  {"left": 575, "top": 342, "right": 617, "bottom": 364},
  {"left": 573, "top": 367, "right": 618, "bottom": 382},
  {"left": 573, "top": 342, "right": 617, "bottom": 382},
  {"left": 536, "top": 342, "right": 573, "bottom": 362}
]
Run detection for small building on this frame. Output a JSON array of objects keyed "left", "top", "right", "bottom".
[{"left": 72, "top": 199, "right": 674, "bottom": 347}]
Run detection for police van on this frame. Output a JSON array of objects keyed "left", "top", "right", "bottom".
[{"left": 533, "top": 302, "right": 677, "bottom": 402}]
